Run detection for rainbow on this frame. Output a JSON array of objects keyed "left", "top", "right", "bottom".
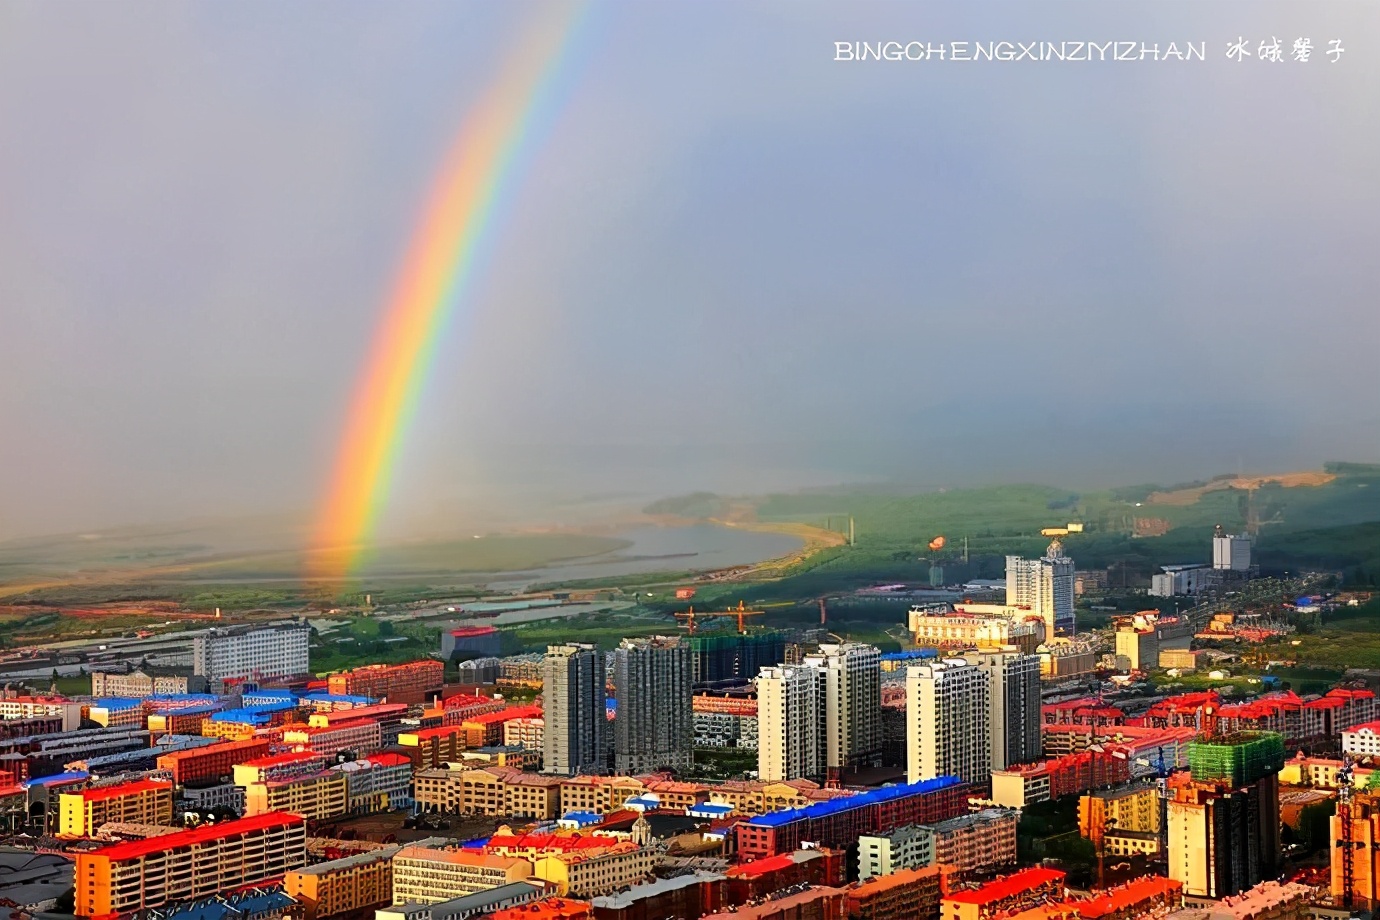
[{"left": 309, "top": 6, "right": 590, "bottom": 582}]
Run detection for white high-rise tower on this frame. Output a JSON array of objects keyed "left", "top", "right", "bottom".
[
  {"left": 755, "top": 665, "right": 825, "bottom": 782},
  {"left": 1007, "top": 539, "right": 1076, "bottom": 636},
  {"left": 802, "top": 642, "right": 882, "bottom": 772},
  {"left": 906, "top": 658, "right": 991, "bottom": 785}
]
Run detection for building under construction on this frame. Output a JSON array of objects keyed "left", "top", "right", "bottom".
[
  {"left": 1186, "top": 731, "right": 1286, "bottom": 787},
  {"left": 688, "top": 630, "right": 785, "bottom": 686},
  {"left": 1167, "top": 731, "right": 1284, "bottom": 898}
]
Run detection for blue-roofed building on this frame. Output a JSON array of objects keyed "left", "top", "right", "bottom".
[
  {"left": 558, "top": 811, "right": 603, "bottom": 830},
  {"left": 160, "top": 888, "right": 298, "bottom": 920},
  {"left": 880, "top": 649, "right": 939, "bottom": 662},
  {"left": 22, "top": 771, "right": 88, "bottom": 788},
  {"left": 211, "top": 708, "right": 273, "bottom": 726},
  {"left": 148, "top": 693, "right": 221, "bottom": 706},
  {"left": 300, "top": 693, "right": 375, "bottom": 711},
  {"left": 687, "top": 802, "right": 734, "bottom": 820},
  {"left": 239, "top": 692, "right": 298, "bottom": 711},
  {"left": 736, "top": 776, "right": 969, "bottom": 858}
]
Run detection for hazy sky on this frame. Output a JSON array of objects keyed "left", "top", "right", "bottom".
[{"left": 1, "top": 1, "right": 1377, "bottom": 540}]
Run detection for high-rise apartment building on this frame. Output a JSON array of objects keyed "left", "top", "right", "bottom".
[
  {"left": 802, "top": 642, "right": 882, "bottom": 772},
  {"left": 688, "top": 630, "right": 786, "bottom": 684},
  {"left": 755, "top": 665, "right": 825, "bottom": 782},
  {"left": 967, "top": 651, "right": 1041, "bottom": 770},
  {"left": 907, "top": 659, "right": 990, "bottom": 785},
  {"left": 1007, "top": 540, "right": 1076, "bottom": 636},
  {"left": 542, "top": 644, "right": 608, "bottom": 776},
  {"left": 192, "top": 622, "right": 311, "bottom": 683},
  {"left": 612, "top": 636, "right": 694, "bottom": 775}
]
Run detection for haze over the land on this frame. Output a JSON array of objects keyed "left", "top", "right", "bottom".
[{"left": 1, "top": 1, "right": 1377, "bottom": 541}]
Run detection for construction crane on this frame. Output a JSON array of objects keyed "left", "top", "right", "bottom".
[
  {"left": 1339, "top": 755, "right": 1356, "bottom": 908},
  {"left": 674, "top": 601, "right": 765, "bottom": 635},
  {"left": 1121, "top": 749, "right": 1174, "bottom": 870}
]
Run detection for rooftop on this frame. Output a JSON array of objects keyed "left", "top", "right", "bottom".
[
  {"left": 943, "top": 868, "right": 1066, "bottom": 905},
  {"left": 64, "top": 779, "right": 172, "bottom": 802},
  {"left": 742, "top": 776, "right": 962, "bottom": 828},
  {"left": 288, "top": 844, "right": 400, "bottom": 876},
  {"left": 81, "top": 812, "right": 304, "bottom": 861},
  {"left": 394, "top": 845, "right": 529, "bottom": 870},
  {"left": 590, "top": 871, "right": 726, "bottom": 908}
]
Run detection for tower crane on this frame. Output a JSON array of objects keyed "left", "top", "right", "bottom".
[{"left": 674, "top": 601, "right": 765, "bottom": 635}]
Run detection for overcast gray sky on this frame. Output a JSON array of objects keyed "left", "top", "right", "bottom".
[{"left": 1, "top": 1, "right": 1377, "bottom": 541}]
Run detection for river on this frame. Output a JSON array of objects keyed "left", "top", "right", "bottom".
[{"left": 482, "top": 523, "right": 804, "bottom": 592}]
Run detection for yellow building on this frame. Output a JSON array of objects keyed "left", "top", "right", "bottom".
[
  {"left": 284, "top": 845, "right": 399, "bottom": 920},
  {"left": 505, "top": 774, "right": 565, "bottom": 819},
  {"left": 1038, "top": 641, "right": 1098, "bottom": 679},
  {"left": 242, "top": 770, "right": 348, "bottom": 822},
  {"left": 531, "top": 844, "right": 657, "bottom": 898},
  {"left": 1078, "top": 784, "right": 1161, "bottom": 848},
  {"left": 1114, "top": 628, "right": 1159, "bottom": 672},
  {"left": 707, "top": 780, "right": 812, "bottom": 815},
  {"left": 1104, "top": 830, "right": 1161, "bottom": 857},
  {"left": 391, "top": 846, "right": 531, "bottom": 904},
  {"left": 58, "top": 779, "right": 174, "bottom": 838},
  {"left": 202, "top": 719, "right": 260, "bottom": 742},
  {"left": 1279, "top": 755, "right": 1363, "bottom": 789},
  {"left": 558, "top": 776, "right": 645, "bottom": 815}
]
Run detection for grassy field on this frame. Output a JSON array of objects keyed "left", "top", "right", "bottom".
[
  {"left": 1258, "top": 598, "right": 1380, "bottom": 672},
  {"left": 4, "top": 463, "right": 1379, "bottom": 657},
  {"left": 308, "top": 616, "right": 440, "bottom": 674}
]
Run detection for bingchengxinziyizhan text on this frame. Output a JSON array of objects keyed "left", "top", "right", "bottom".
[{"left": 833, "top": 38, "right": 1347, "bottom": 63}]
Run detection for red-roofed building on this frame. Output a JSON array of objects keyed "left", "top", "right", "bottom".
[
  {"left": 488, "top": 898, "right": 592, "bottom": 920},
  {"left": 462, "top": 705, "right": 545, "bottom": 747},
  {"left": 941, "top": 868, "right": 1066, "bottom": 920},
  {"left": 234, "top": 751, "right": 330, "bottom": 784},
  {"left": 283, "top": 718, "right": 382, "bottom": 757},
  {"left": 723, "top": 848, "right": 846, "bottom": 903},
  {"left": 991, "top": 751, "right": 1131, "bottom": 809},
  {"left": 74, "top": 812, "right": 307, "bottom": 918},
  {"left": 1061, "top": 876, "right": 1181, "bottom": 920},
  {"left": 442, "top": 626, "right": 502, "bottom": 661},
  {"left": 156, "top": 739, "right": 270, "bottom": 786},
  {"left": 1043, "top": 699, "right": 1126, "bottom": 728},
  {"left": 399, "top": 723, "right": 466, "bottom": 768},
  {"left": 484, "top": 832, "right": 618, "bottom": 860}
]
